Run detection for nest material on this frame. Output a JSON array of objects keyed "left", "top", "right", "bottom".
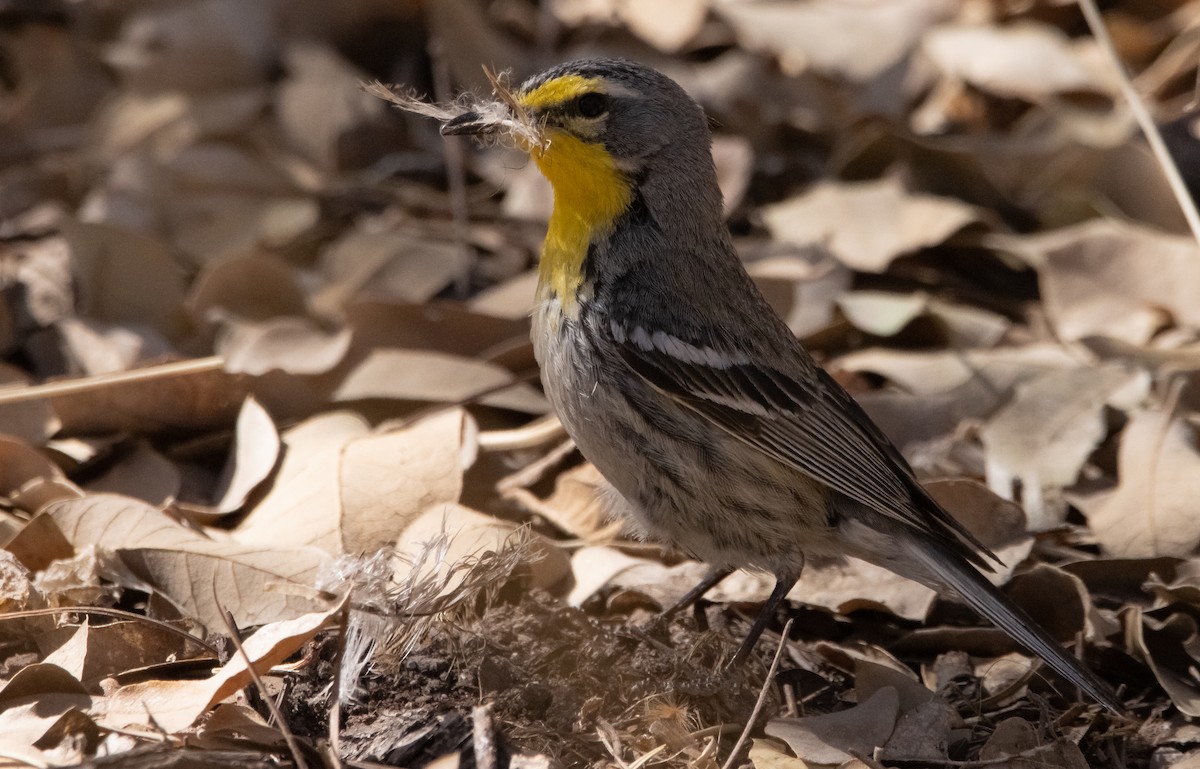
[{"left": 362, "top": 66, "right": 549, "bottom": 152}]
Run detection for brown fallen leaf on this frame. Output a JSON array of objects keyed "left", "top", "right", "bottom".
[
  {"left": 332, "top": 348, "right": 547, "bottom": 414},
  {"left": 211, "top": 396, "right": 280, "bottom": 515},
  {"left": 96, "top": 600, "right": 340, "bottom": 733},
  {"left": 748, "top": 738, "right": 808, "bottom": 768},
  {"left": 922, "top": 22, "right": 1115, "bottom": 100},
  {"left": 979, "top": 716, "right": 1089, "bottom": 769},
  {"left": 1082, "top": 405, "right": 1200, "bottom": 558},
  {"left": 1032, "top": 220, "right": 1200, "bottom": 344},
  {"left": 218, "top": 316, "right": 353, "bottom": 376},
  {"left": 47, "top": 359, "right": 247, "bottom": 435},
  {"left": 717, "top": 0, "right": 954, "bottom": 80},
  {"left": 59, "top": 220, "right": 188, "bottom": 341},
  {"left": 979, "top": 362, "right": 1147, "bottom": 529},
  {"left": 236, "top": 409, "right": 474, "bottom": 554},
  {"left": 766, "top": 686, "right": 900, "bottom": 764},
  {"left": 46, "top": 494, "right": 329, "bottom": 628},
  {"left": 39, "top": 620, "right": 196, "bottom": 689},
  {"left": 1131, "top": 605, "right": 1200, "bottom": 717},
  {"left": 762, "top": 177, "right": 983, "bottom": 273},
  {"left": 186, "top": 253, "right": 309, "bottom": 324}
]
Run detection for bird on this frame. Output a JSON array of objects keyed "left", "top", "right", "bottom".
[{"left": 440, "top": 58, "right": 1122, "bottom": 713}]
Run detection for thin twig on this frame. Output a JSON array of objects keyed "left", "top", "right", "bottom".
[
  {"left": 0, "top": 356, "right": 227, "bottom": 405},
  {"left": 1076, "top": 0, "right": 1200, "bottom": 246},
  {"left": 0, "top": 606, "right": 221, "bottom": 657},
  {"left": 721, "top": 617, "right": 794, "bottom": 769},
  {"left": 218, "top": 608, "right": 310, "bottom": 769}
]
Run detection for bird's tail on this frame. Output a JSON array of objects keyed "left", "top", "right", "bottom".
[{"left": 900, "top": 535, "right": 1123, "bottom": 713}]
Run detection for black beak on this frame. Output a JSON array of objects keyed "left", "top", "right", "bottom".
[{"left": 440, "top": 111, "right": 500, "bottom": 137}]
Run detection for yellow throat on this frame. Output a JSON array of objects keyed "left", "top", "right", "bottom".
[{"left": 518, "top": 76, "right": 634, "bottom": 317}]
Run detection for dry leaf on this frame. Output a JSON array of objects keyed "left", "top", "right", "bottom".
[
  {"left": 49, "top": 362, "right": 247, "bottom": 435},
  {"left": 923, "top": 23, "right": 1115, "bottom": 100},
  {"left": 717, "top": 0, "right": 954, "bottom": 80},
  {"left": 87, "top": 442, "right": 181, "bottom": 507},
  {"left": 318, "top": 218, "right": 468, "bottom": 307},
  {"left": 59, "top": 220, "right": 188, "bottom": 340},
  {"left": 762, "top": 178, "right": 982, "bottom": 272},
  {"left": 237, "top": 409, "right": 475, "bottom": 554},
  {"left": 395, "top": 503, "right": 570, "bottom": 598},
  {"left": 333, "top": 348, "right": 547, "bottom": 414},
  {"left": 980, "top": 362, "right": 1148, "bottom": 529},
  {"left": 766, "top": 686, "right": 900, "bottom": 764},
  {"left": 46, "top": 494, "right": 329, "bottom": 627},
  {"left": 1084, "top": 406, "right": 1200, "bottom": 558},
  {"left": 275, "top": 41, "right": 383, "bottom": 171},
  {"left": 186, "top": 253, "right": 309, "bottom": 324},
  {"left": 39, "top": 620, "right": 197, "bottom": 688},
  {"left": 212, "top": 396, "right": 280, "bottom": 514},
  {"left": 97, "top": 601, "right": 340, "bottom": 733},
  {"left": 218, "top": 316, "right": 353, "bottom": 376},
  {"left": 617, "top": 0, "right": 707, "bottom": 53},
  {"left": 748, "top": 739, "right": 808, "bottom": 769},
  {"left": 1033, "top": 220, "right": 1200, "bottom": 343}
]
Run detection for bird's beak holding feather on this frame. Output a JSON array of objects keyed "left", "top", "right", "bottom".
[{"left": 440, "top": 110, "right": 504, "bottom": 137}]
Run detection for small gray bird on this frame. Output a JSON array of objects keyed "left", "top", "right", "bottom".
[{"left": 442, "top": 58, "right": 1122, "bottom": 712}]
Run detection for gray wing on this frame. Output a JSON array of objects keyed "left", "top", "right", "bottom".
[{"left": 610, "top": 329, "right": 996, "bottom": 569}]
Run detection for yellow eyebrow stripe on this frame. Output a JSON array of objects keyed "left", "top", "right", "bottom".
[{"left": 518, "top": 74, "right": 603, "bottom": 110}]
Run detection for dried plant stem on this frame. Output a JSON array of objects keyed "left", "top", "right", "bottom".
[
  {"left": 1076, "top": 0, "right": 1200, "bottom": 246},
  {"left": 0, "top": 356, "right": 226, "bottom": 405},
  {"left": 0, "top": 606, "right": 221, "bottom": 657},
  {"left": 721, "top": 617, "right": 793, "bottom": 769},
  {"left": 219, "top": 608, "right": 310, "bottom": 769}
]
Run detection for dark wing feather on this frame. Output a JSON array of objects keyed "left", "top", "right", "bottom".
[{"left": 615, "top": 338, "right": 997, "bottom": 569}]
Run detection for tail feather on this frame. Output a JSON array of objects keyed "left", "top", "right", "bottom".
[{"left": 903, "top": 537, "right": 1123, "bottom": 713}]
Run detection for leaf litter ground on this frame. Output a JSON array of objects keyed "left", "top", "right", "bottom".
[{"left": 2, "top": 0, "right": 1200, "bottom": 767}]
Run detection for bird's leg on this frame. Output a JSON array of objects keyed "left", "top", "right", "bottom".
[
  {"left": 659, "top": 566, "right": 733, "bottom": 618},
  {"left": 728, "top": 576, "right": 798, "bottom": 668}
]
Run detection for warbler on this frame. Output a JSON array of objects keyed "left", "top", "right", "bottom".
[{"left": 442, "top": 58, "right": 1121, "bottom": 712}]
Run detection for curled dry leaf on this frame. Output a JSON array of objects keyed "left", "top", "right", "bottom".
[
  {"left": 96, "top": 600, "right": 341, "bottom": 734},
  {"left": 40, "top": 620, "right": 198, "bottom": 688},
  {"left": 46, "top": 494, "right": 329, "bottom": 627},
  {"left": 0, "top": 664, "right": 93, "bottom": 768},
  {"left": 1132, "top": 605, "right": 1200, "bottom": 717},
  {"left": 333, "top": 348, "right": 547, "bottom": 414},
  {"left": 186, "top": 253, "right": 309, "bottom": 324},
  {"left": 236, "top": 409, "right": 475, "bottom": 554},
  {"left": 212, "top": 396, "right": 280, "bottom": 514},
  {"left": 1083, "top": 406, "right": 1200, "bottom": 558},
  {"left": 48, "top": 361, "right": 247, "bottom": 435},
  {"left": 980, "top": 362, "right": 1148, "bottom": 530},
  {"left": 218, "top": 316, "right": 353, "bottom": 376},
  {"left": 762, "top": 178, "right": 982, "bottom": 273}
]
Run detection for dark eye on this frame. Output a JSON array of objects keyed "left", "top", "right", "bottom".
[{"left": 576, "top": 92, "right": 608, "bottom": 118}]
